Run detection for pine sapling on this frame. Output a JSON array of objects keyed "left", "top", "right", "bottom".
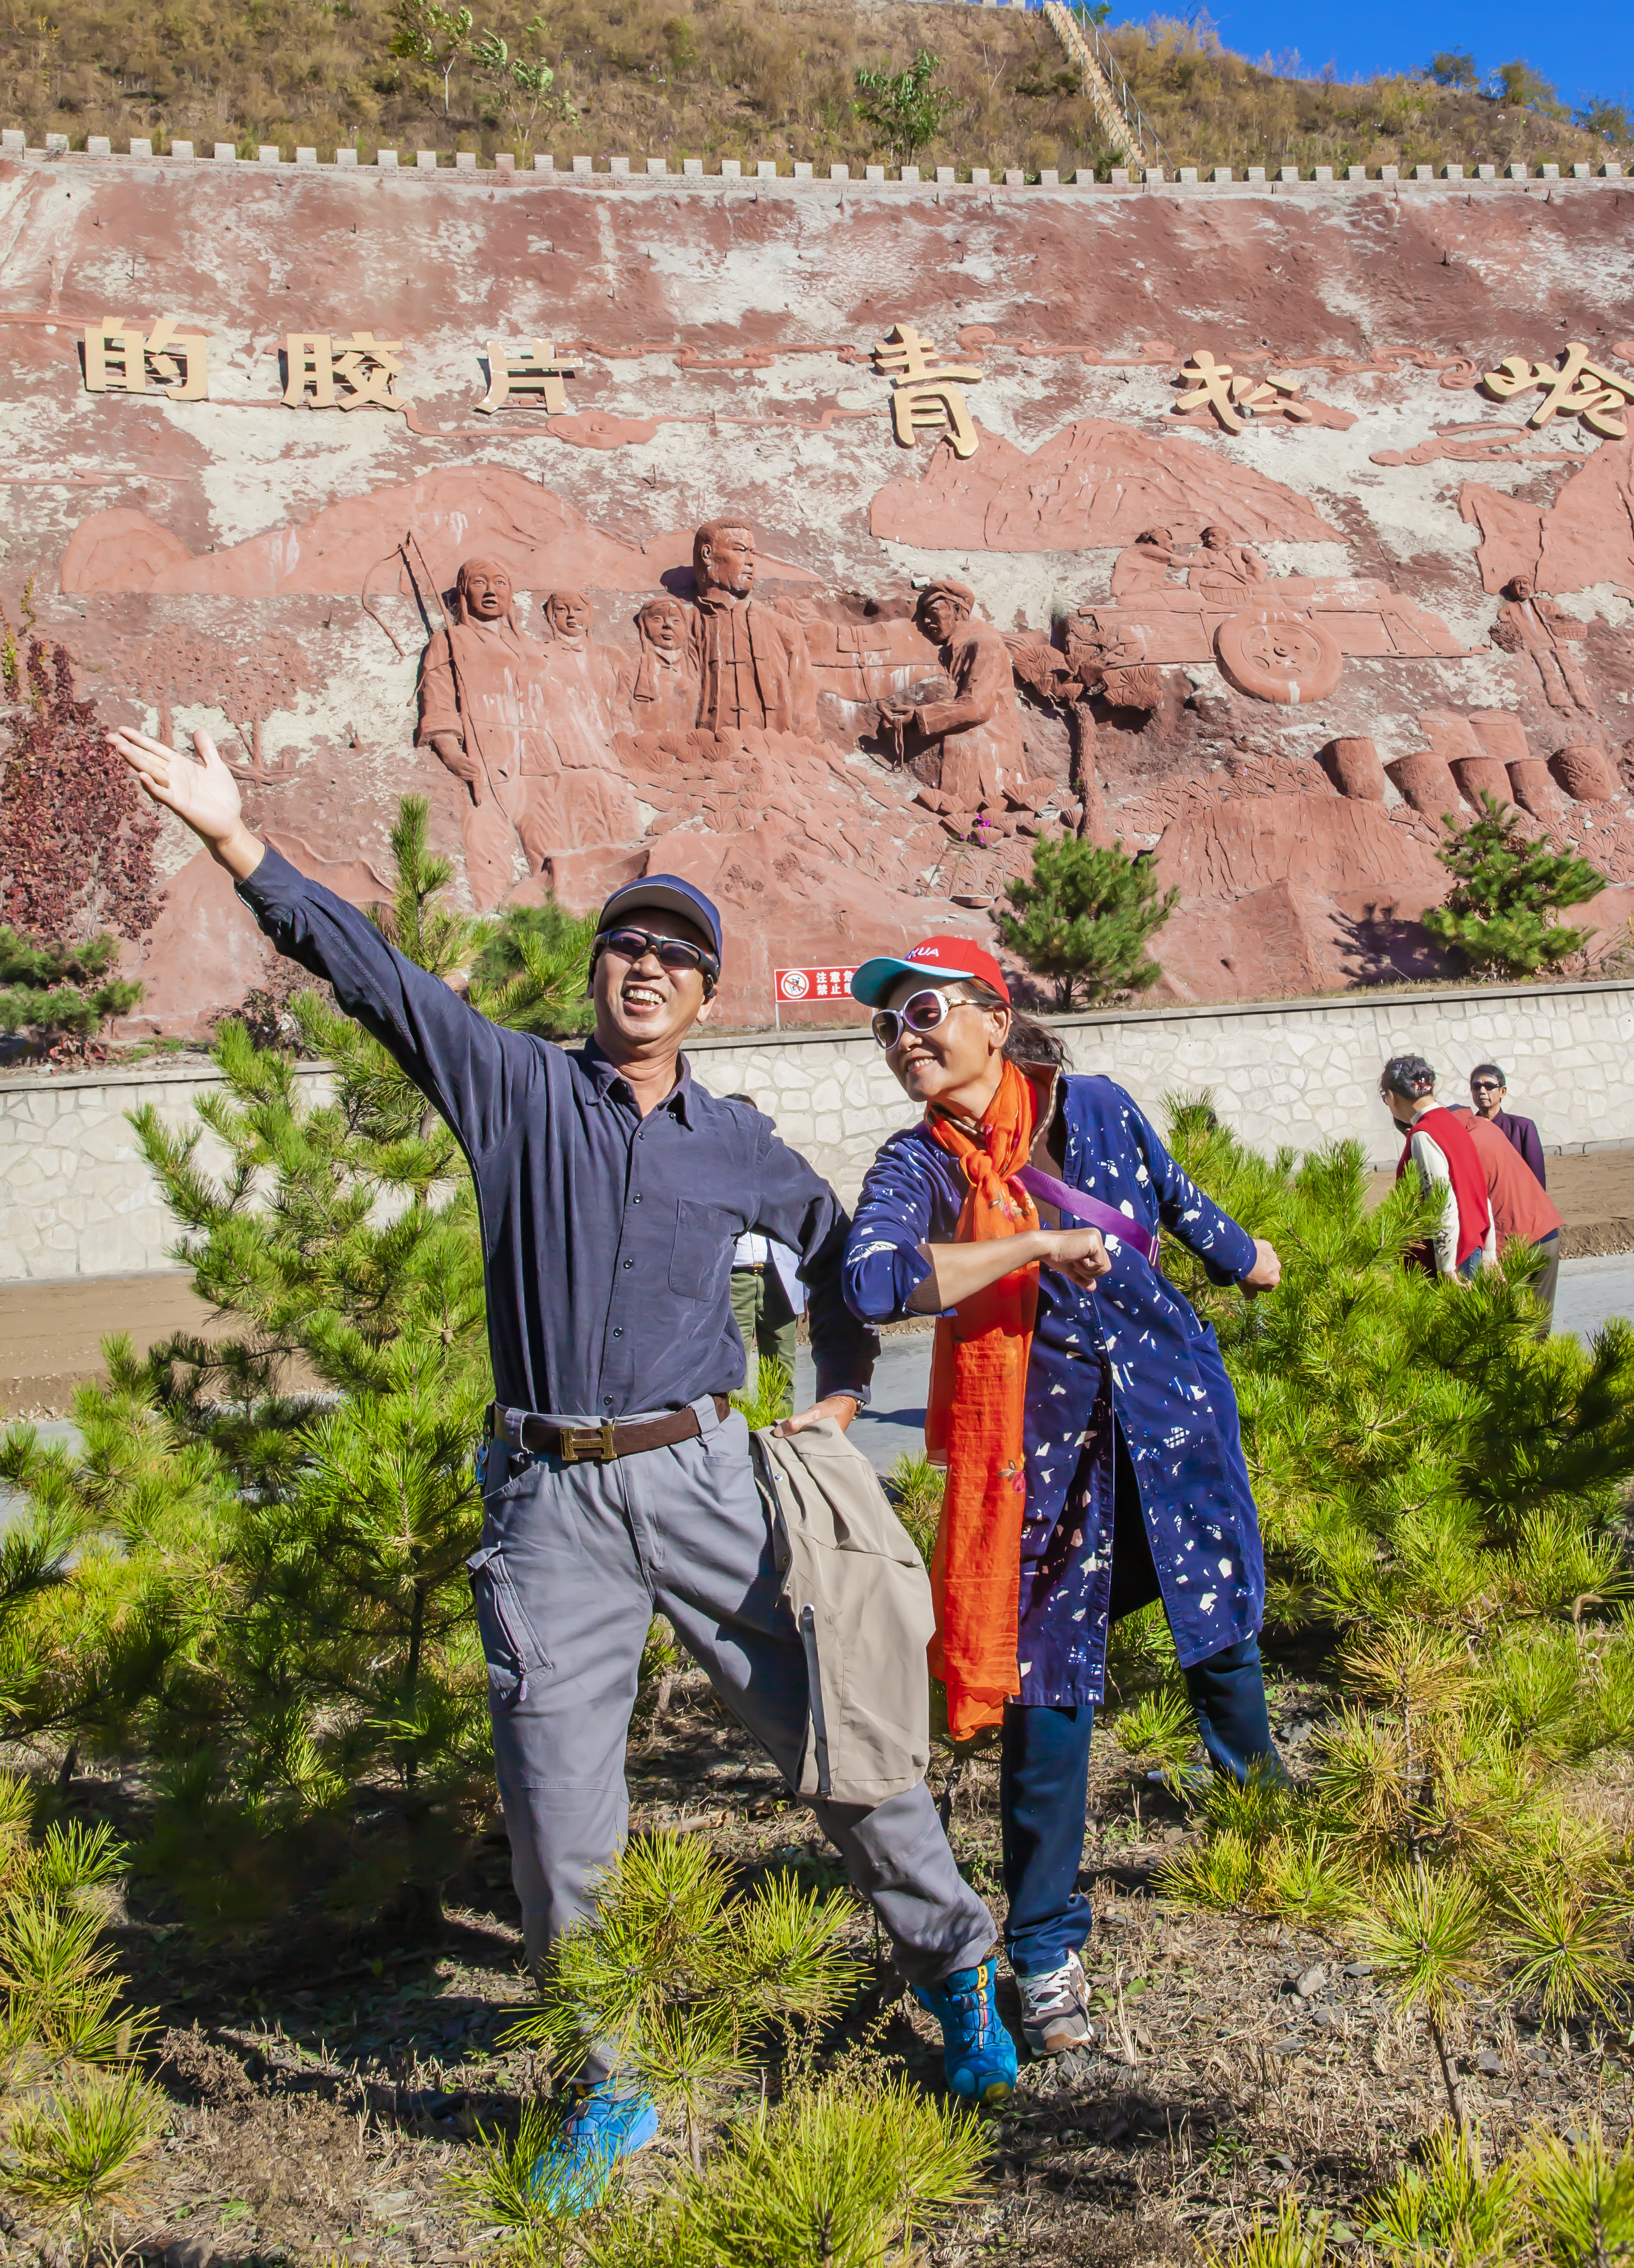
[
  {"left": 1522, "top": 2120, "right": 1634, "bottom": 2263},
  {"left": 730, "top": 1354, "right": 795, "bottom": 1430},
  {"left": 2, "top": 2065, "right": 166, "bottom": 2256},
  {"left": 667, "top": 2071, "right": 989, "bottom": 2267},
  {"left": 506, "top": 1832, "right": 863, "bottom": 2171},
  {"left": 1422, "top": 793, "right": 1605, "bottom": 979},
  {"left": 1362, "top": 2121, "right": 1524, "bottom": 2262},
  {"left": 998, "top": 835, "right": 1178, "bottom": 1007},
  {"left": 884, "top": 1450, "right": 944, "bottom": 1568}
]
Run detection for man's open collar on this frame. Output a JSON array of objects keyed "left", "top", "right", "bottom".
[{"left": 579, "top": 1034, "right": 695, "bottom": 1124}]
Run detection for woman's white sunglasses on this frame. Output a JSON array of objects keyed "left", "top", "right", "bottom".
[{"left": 870, "top": 987, "right": 977, "bottom": 1050}]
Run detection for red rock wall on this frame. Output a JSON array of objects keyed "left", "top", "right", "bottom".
[{"left": 2, "top": 155, "right": 1632, "bottom": 1029}]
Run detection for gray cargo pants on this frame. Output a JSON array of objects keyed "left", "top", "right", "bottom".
[{"left": 470, "top": 1394, "right": 994, "bottom": 2074}]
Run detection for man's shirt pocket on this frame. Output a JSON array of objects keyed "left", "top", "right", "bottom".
[{"left": 669, "top": 1198, "right": 739, "bottom": 1298}]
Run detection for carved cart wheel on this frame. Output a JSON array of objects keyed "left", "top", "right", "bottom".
[{"left": 1213, "top": 607, "right": 1343, "bottom": 705}]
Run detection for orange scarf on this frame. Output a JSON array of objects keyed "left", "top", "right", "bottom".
[{"left": 924, "top": 1059, "right": 1051, "bottom": 1740}]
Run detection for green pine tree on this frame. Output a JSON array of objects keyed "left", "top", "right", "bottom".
[
  {"left": 1422, "top": 793, "right": 1606, "bottom": 980},
  {"left": 998, "top": 835, "right": 1178, "bottom": 1008},
  {"left": 1148, "top": 1093, "right": 1634, "bottom": 2140},
  {"left": 467, "top": 897, "right": 598, "bottom": 1041},
  {"left": 0, "top": 927, "right": 143, "bottom": 1054}
]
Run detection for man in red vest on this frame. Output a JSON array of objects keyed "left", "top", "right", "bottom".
[
  {"left": 1379, "top": 1055, "right": 1495, "bottom": 1281},
  {"left": 1451, "top": 1104, "right": 1564, "bottom": 1327}
]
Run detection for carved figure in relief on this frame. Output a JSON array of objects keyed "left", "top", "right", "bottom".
[
  {"left": 877, "top": 580, "right": 1025, "bottom": 811},
  {"left": 631, "top": 596, "right": 702, "bottom": 732},
  {"left": 1192, "top": 526, "right": 1269, "bottom": 592},
  {"left": 1490, "top": 572, "right": 1594, "bottom": 714},
  {"left": 688, "top": 522, "right": 820, "bottom": 738},
  {"left": 533, "top": 589, "right": 642, "bottom": 839},
  {"left": 416, "top": 562, "right": 640, "bottom": 910},
  {"left": 537, "top": 592, "right": 632, "bottom": 761},
  {"left": 1064, "top": 519, "right": 1465, "bottom": 699},
  {"left": 416, "top": 556, "right": 563, "bottom": 908},
  {"left": 1110, "top": 527, "right": 1181, "bottom": 598}
]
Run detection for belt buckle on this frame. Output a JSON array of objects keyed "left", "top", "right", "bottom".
[{"left": 561, "top": 1419, "right": 618, "bottom": 1464}]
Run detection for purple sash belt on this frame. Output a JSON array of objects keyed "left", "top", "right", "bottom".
[{"left": 1013, "top": 1164, "right": 1158, "bottom": 1266}]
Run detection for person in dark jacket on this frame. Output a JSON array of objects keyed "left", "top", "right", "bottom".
[
  {"left": 107, "top": 724, "right": 1013, "bottom": 2194},
  {"left": 1469, "top": 1064, "right": 1547, "bottom": 1188},
  {"left": 844, "top": 935, "right": 1285, "bottom": 2064}
]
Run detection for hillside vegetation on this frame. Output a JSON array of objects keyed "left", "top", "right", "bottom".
[{"left": 1, "top": 0, "right": 1628, "bottom": 180}]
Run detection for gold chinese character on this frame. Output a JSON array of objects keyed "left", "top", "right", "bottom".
[
  {"left": 283, "top": 330, "right": 405, "bottom": 411},
  {"left": 1483, "top": 342, "right": 1634, "bottom": 439},
  {"left": 474, "top": 338, "right": 577, "bottom": 414},
  {"left": 1174, "top": 350, "right": 1309, "bottom": 435},
  {"left": 83, "top": 314, "right": 208, "bottom": 400},
  {"left": 871, "top": 321, "right": 982, "bottom": 458}
]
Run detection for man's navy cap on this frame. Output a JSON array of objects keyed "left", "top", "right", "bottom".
[{"left": 596, "top": 873, "right": 723, "bottom": 965}]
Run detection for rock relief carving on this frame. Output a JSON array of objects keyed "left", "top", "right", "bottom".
[
  {"left": 1488, "top": 574, "right": 1596, "bottom": 715},
  {"left": 1459, "top": 438, "right": 1634, "bottom": 597},
  {"left": 876, "top": 582, "right": 1026, "bottom": 811},
  {"left": 869, "top": 419, "right": 1343, "bottom": 552},
  {"left": 414, "top": 558, "right": 639, "bottom": 912},
  {"left": 1066, "top": 530, "right": 1466, "bottom": 703},
  {"left": 688, "top": 521, "right": 820, "bottom": 740},
  {"left": 630, "top": 597, "right": 702, "bottom": 734}
]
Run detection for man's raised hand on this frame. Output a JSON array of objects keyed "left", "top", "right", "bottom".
[{"left": 109, "top": 727, "right": 265, "bottom": 880}]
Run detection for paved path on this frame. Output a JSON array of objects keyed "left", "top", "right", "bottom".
[
  {"left": 6, "top": 1261, "right": 1631, "bottom": 1522},
  {"left": 1553, "top": 1253, "right": 1634, "bottom": 1346},
  {"left": 806, "top": 1253, "right": 1634, "bottom": 1474}
]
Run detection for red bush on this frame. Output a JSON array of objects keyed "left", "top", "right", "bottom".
[{"left": 0, "top": 638, "right": 161, "bottom": 944}]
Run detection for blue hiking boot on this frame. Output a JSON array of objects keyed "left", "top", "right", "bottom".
[
  {"left": 530, "top": 2083, "right": 659, "bottom": 2212},
  {"left": 911, "top": 1959, "right": 1018, "bottom": 2105}
]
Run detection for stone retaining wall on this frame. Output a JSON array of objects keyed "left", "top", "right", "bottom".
[
  {"left": 5, "top": 977, "right": 1631, "bottom": 1283},
  {"left": 1, "top": 136, "right": 1624, "bottom": 186}
]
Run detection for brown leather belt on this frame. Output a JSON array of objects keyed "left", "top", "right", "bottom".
[{"left": 490, "top": 1395, "right": 731, "bottom": 1466}]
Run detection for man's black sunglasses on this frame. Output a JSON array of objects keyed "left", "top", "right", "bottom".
[{"left": 592, "top": 925, "right": 720, "bottom": 992}]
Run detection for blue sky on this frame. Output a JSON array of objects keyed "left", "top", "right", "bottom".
[{"left": 1197, "top": 2, "right": 1632, "bottom": 111}]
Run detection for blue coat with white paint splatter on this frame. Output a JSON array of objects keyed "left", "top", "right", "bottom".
[{"left": 843, "top": 1076, "right": 1265, "bottom": 1706}]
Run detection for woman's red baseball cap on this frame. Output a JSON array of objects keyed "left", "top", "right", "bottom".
[{"left": 850, "top": 934, "right": 1011, "bottom": 1007}]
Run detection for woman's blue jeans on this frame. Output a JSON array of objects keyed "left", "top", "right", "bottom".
[{"left": 999, "top": 1429, "right": 1281, "bottom": 1979}]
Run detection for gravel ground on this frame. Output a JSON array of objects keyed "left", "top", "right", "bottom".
[{"left": 20, "top": 1671, "right": 1633, "bottom": 2268}]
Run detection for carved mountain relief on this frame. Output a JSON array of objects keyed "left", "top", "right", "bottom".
[{"left": 2, "top": 168, "right": 1629, "bottom": 1030}]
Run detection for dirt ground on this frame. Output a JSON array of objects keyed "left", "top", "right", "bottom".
[
  {"left": 6, "top": 1147, "right": 1633, "bottom": 1420},
  {"left": 27, "top": 1659, "right": 1634, "bottom": 2268}
]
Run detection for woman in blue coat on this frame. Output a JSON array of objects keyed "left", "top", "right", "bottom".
[{"left": 844, "top": 935, "right": 1284, "bottom": 2063}]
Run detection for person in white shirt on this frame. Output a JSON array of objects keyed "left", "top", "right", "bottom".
[
  {"left": 1379, "top": 1055, "right": 1496, "bottom": 1282},
  {"left": 726, "top": 1093, "right": 806, "bottom": 1411}
]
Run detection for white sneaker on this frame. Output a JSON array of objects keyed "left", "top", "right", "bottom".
[{"left": 1015, "top": 1949, "right": 1094, "bottom": 2057}]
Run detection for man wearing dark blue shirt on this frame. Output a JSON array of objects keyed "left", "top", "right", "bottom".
[
  {"left": 1469, "top": 1063, "right": 1547, "bottom": 1189},
  {"left": 111, "top": 724, "right": 1008, "bottom": 2196}
]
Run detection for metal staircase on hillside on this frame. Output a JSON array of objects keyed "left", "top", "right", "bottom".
[{"left": 1042, "top": 2, "right": 1165, "bottom": 170}]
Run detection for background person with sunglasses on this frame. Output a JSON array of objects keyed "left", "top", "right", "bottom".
[
  {"left": 1468, "top": 1062, "right": 1547, "bottom": 1188},
  {"left": 105, "top": 725, "right": 1005, "bottom": 2199},
  {"left": 845, "top": 936, "right": 1285, "bottom": 2065}
]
